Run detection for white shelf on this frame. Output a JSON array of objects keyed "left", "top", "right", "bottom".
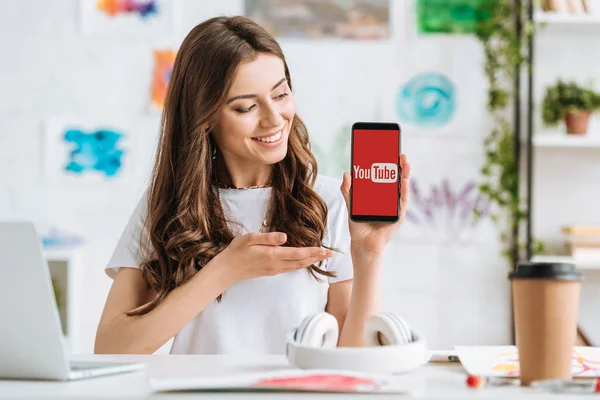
[
  {"left": 43, "top": 246, "right": 84, "bottom": 353},
  {"left": 531, "top": 255, "right": 600, "bottom": 270},
  {"left": 535, "top": 11, "right": 600, "bottom": 25},
  {"left": 533, "top": 133, "right": 600, "bottom": 148}
]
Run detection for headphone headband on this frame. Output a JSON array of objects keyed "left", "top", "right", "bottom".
[{"left": 286, "top": 312, "right": 430, "bottom": 374}]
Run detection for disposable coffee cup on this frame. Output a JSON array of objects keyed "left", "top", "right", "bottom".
[{"left": 509, "top": 262, "right": 583, "bottom": 386}]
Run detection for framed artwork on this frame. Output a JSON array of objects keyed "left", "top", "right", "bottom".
[
  {"left": 396, "top": 72, "right": 457, "bottom": 128},
  {"left": 245, "top": 0, "right": 390, "bottom": 40},
  {"left": 43, "top": 118, "right": 132, "bottom": 184},
  {"left": 416, "top": 0, "right": 494, "bottom": 34},
  {"left": 81, "top": 0, "right": 177, "bottom": 37},
  {"left": 149, "top": 49, "right": 177, "bottom": 112}
]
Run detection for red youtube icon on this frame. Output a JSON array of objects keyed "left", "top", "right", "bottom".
[{"left": 351, "top": 129, "right": 399, "bottom": 217}]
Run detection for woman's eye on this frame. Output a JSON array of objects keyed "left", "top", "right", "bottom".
[
  {"left": 275, "top": 92, "right": 288, "bottom": 100},
  {"left": 236, "top": 104, "right": 256, "bottom": 114}
]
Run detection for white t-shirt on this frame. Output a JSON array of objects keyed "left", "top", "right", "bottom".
[{"left": 104, "top": 174, "right": 354, "bottom": 354}]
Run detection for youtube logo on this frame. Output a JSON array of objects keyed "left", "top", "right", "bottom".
[{"left": 353, "top": 163, "right": 397, "bottom": 183}]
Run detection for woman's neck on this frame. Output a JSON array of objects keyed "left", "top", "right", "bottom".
[{"left": 215, "top": 157, "right": 272, "bottom": 189}]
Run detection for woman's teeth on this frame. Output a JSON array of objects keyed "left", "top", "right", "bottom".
[{"left": 253, "top": 131, "right": 282, "bottom": 143}]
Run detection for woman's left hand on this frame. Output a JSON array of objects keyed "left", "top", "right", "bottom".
[{"left": 340, "top": 154, "right": 411, "bottom": 256}]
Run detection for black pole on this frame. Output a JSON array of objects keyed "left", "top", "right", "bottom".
[
  {"left": 512, "top": 0, "right": 522, "bottom": 270},
  {"left": 526, "top": 0, "right": 534, "bottom": 261}
]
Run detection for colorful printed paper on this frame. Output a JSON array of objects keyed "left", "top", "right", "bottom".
[
  {"left": 150, "top": 49, "right": 177, "bottom": 111},
  {"left": 149, "top": 369, "right": 408, "bottom": 394},
  {"left": 456, "top": 346, "right": 600, "bottom": 378}
]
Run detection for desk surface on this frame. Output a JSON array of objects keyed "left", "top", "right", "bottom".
[{"left": 0, "top": 354, "right": 595, "bottom": 399}]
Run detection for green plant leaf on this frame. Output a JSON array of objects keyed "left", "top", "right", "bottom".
[{"left": 474, "top": 0, "right": 546, "bottom": 268}]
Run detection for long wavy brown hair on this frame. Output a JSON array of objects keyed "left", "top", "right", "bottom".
[{"left": 128, "top": 16, "right": 337, "bottom": 316}]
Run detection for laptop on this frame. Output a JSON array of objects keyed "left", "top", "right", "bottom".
[{"left": 0, "top": 221, "right": 145, "bottom": 381}]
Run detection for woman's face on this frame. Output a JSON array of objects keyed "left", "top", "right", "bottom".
[{"left": 210, "top": 53, "right": 296, "bottom": 168}]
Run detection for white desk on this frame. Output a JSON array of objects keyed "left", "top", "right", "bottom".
[{"left": 0, "top": 355, "right": 593, "bottom": 399}]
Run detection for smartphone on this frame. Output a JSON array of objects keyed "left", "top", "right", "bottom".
[{"left": 350, "top": 122, "right": 401, "bottom": 223}]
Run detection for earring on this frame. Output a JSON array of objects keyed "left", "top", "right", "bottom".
[{"left": 212, "top": 146, "right": 216, "bottom": 160}]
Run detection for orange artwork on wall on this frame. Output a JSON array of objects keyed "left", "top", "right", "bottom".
[{"left": 150, "top": 49, "right": 177, "bottom": 111}]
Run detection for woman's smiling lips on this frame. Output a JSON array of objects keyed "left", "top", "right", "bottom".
[{"left": 251, "top": 126, "right": 285, "bottom": 148}]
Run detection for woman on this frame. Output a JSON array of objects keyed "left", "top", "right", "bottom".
[{"left": 95, "top": 15, "right": 411, "bottom": 355}]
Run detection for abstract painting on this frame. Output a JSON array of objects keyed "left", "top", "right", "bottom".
[
  {"left": 396, "top": 72, "right": 456, "bottom": 127},
  {"left": 150, "top": 49, "right": 177, "bottom": 112},
  {"left": 81, "top": 0, "right": 176, "bottom": 36},
  {"left": 245, "top": 0, "right": 390, "bottom": 40},
  {"left": 63, "top": 129, "right": 124, "bottom": 177},
  {"left": 96, "top": 0, "right": 158, "bottom": 18},
  {"left": 44, "top": 119, "right": 131, "bottom": 184},
  {"left": 392, "top": 177, "right": 491, "bottom": 244},
  {"left": 405, "top": 178, "right": 490, "bottom": 231},
  {"left": 416, "top": 0, "right": 494, "bottom": 34}
]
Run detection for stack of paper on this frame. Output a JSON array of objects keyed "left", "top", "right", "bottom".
[
  {"left": 455, "top": 346, "right": 600, "bottom": 378},
  {"left": 149, "top": 369, "right": 410, "bottom": 394}
]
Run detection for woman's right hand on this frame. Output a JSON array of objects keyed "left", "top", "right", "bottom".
[{"left": 216, "top": 232, "right": 333, "bottom": 282}]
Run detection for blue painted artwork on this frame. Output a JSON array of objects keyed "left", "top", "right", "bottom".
[
  {"left": 63, "top": 128, "right": 124, "bottom": 177},
  {"left": 41, "top": 227, "right": 84, "bottom": 248},
  {"left": 396, "top": 72, "right": 456, "bottom": 127}
]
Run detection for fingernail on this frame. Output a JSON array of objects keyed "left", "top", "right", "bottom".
[{"left": 279, "top": 233, "right": 286, "bottom": 241}]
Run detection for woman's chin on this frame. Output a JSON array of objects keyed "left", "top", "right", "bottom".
[{"left": 261, "top": 146, "right": 288, "bottom": 165}]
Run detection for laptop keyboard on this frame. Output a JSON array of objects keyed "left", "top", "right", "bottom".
[{"left": 70, "top": 361, "right": 125, "bottom": 370}]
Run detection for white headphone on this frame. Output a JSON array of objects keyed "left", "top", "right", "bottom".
[{"left": 286, "top": 312, "right": 430, "bottom": 374}]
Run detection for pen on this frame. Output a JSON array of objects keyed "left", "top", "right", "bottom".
[
  {"left": 466, "top": 375, "right": 519, "bottom": 388},
  {"left": 531, "top": 378, "right": 600, "bottom": 394},
  {"left": 466, "top": 375, "right": 600, "bottom": 394}
]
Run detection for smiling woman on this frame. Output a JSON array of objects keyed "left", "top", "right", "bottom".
[
  {"left": 94, "top": 15, "right": 411, "bottom": 356},
  {"left": 212, "top": 57, "right": 294, "bottom": 172}
]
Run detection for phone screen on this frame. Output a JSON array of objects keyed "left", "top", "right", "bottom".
[{"left": 350, "top": 123, "right": 400, "bottom": 222}]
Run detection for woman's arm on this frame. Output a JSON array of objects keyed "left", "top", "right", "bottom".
[
  {"left": 95, "top": 231, "right": 329, "bottom": 354},
  {"left": 330, "top": 155, "right": 410, "bottom": 346},
  {"left": 326, "top": 248, "right": 383, "bottom": 347},
  {"left": 95, "top": 257, "right": 234, "bottom": 354}
]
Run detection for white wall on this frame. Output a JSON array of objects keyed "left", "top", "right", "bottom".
[{"left": 0, "top": 0, "right": 519, "bottom": 354}]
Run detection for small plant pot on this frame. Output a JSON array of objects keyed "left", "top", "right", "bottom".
[{"left": 564, "top": 110, "right": 592, "bottom": 135}]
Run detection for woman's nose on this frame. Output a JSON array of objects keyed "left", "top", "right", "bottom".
[{"left": 260, "top": 103, "right": 284, "bottom": 128}]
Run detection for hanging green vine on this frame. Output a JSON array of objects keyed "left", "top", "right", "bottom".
[{"left": 473, "top": 0, "right": 545, "bottom": 267}]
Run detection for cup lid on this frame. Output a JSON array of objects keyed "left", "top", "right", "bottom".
[{"left": 509, "top": 262, "right": 583, "bottom": 281}]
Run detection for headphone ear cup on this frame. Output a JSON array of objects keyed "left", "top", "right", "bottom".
[
  {"left": 364, "top": 313, "right": 414, "bottom": 346},
  {"left": 294, "top": 312, "right": 339, "bottom": 348}
]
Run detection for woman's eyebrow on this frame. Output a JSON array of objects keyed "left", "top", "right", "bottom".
[{"left": 226, "top": 78, "right": 287, "bottom": 104}]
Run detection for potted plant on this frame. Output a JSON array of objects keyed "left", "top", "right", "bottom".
[{"left": 542, "top": 79, "right": 600, "bottom": 135}]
